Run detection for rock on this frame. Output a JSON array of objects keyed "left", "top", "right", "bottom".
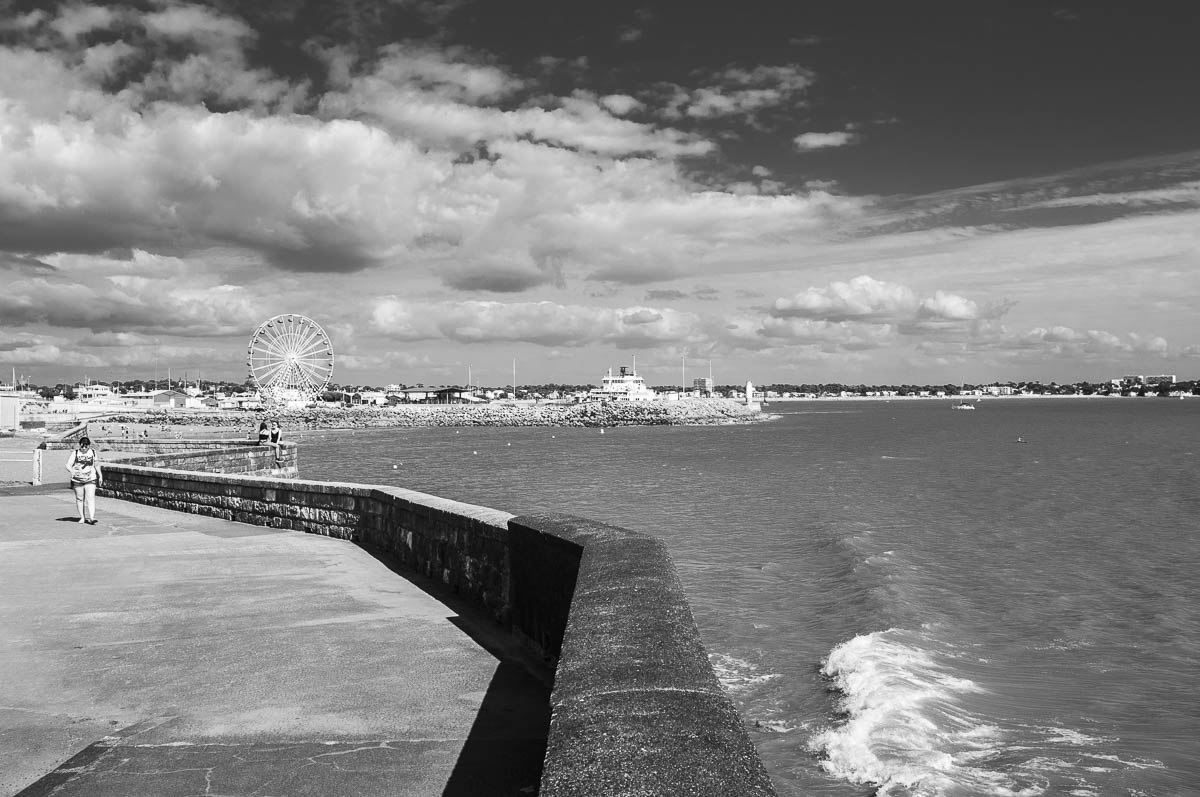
[{"left": 97, "top": 400, "right": 774, "bottom": 433}]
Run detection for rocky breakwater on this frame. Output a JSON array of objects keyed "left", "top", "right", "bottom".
[{"left": 104, "top": 399, "right": 772, "bottom": 432}]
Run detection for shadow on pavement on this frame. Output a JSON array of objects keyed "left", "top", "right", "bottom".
[{"left": 357, "top": 543, "right": 553, "bottom": 797}]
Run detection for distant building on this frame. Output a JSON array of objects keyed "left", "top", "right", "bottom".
[
  {"left": 693, "top": 377, "right": 714, "bottom": 396},
  {"left": 122, "top": 389, "right": 188, "bottom": 408},
  {"left": 392, "top": 387, "right": 438, "bottom": 403},
  {"left": 75, "top": 384, "right": 115, "bottom": 403},
  {"left": 1144, "top": 375, "right": 1176, "bottom": 385}
]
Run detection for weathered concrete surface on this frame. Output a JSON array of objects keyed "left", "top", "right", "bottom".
[
  {"left": 509, "top": 513, "right": 778, "bottom": 797},
  {"left": 0, "top": 489, "right": 549, "bottom": 796}
]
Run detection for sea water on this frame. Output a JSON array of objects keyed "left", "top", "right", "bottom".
[{"left": 298, "top": 398, "right": 1200, "bottom": 796}]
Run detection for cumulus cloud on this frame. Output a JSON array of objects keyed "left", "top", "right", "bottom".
[
  {"left": 372, "top": 297, "right": 705, "bottom": 348},
  {"left": 906, "top": 323, "right": 1177, "bottom": 369},
  {"left": 793, "top": 130, "right": 858, "bottom": 151},
  {"left": 1, "top": 5, "right": 864, "bottom": 292},
  {"left": 772, "top": 276, "right": 921, "bottom": 322},
  {"left": 659, "top": 64, "right": 814, "bottom": 121},
  {"left": 918, "top": 290, "right": 978, "bottom": 321},
  {"left": 600, "top": 94, "right": 642, "bottom": 115},
  {"left": 0, "top": 274, "right": 256, "bottom": 336},
  {"left": 757, "top": 317, "right": 896, "bottom": 350},
  {"left": 0, "top": 249, "right": 257, "bottom": 336},
  {"left": 318, "top": 48, "right": 708, "bottom": 157}
]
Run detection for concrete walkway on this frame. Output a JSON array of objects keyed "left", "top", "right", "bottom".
[{"left": 0, "top": 488, "right": 550, "bottom": 796}]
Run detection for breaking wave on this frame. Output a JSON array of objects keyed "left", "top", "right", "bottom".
[{"left": 810, "top": 627, "right": 1043, "bottom": 797}]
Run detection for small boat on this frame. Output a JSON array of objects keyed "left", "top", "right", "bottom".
[{"left": 952, "top": 383, "right": 976, "bottom": 410}]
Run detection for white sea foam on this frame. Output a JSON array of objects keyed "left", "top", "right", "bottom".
[
  {"left": 810, "top": 628, "right": 1044, "bottom": 796},
  {"left": 709, "top": 652, "right": 782, "bottom": 694},
  {"left": 1040, "top": 727, "right": 1116, "bottom": 746},
  {"left": 754, "top": 718, "right": 798, "bottom": 734}
]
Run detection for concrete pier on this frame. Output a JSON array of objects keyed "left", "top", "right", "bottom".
[{"left": 0, "top": 488, "right": 550, "bottom": 796}]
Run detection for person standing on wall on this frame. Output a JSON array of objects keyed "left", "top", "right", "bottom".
[{"left": 66, "top": 436, "right": 103, "bottom": 525}]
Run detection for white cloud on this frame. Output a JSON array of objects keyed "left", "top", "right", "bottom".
[
  {"left": 757, "top": 317, "right": 896, "bottom": 350},
  {"left": 0, "top": 6, "right": 861, "bottom": 296},
  {"left": 142, "top": 4, "right": 253, "bottom": 45},
  {"left": 660, "top": 64, "right": 814, "bottom": 120},
  {"left": 772, "top": 276, "right": 920, "bottom": 321},
  {"left": 372, "top": 298, "right": 705, "bottom": 348},
  {"left": 50, "top": 4, "right": 120, "bottom": 41},
  {"left": 918, "top": 290, "right": 978, "bottom": 321},
  {"left": 600, "top": 93, "right": 642, "bottom": 115},
  {"left": 793, "top": 130, "right": 858, "bottom": 151},
  {"left": 3, "top": 4, "right": 1197, "bottom": 385}
]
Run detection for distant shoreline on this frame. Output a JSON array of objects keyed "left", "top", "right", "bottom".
[{"left": 87, "top": 399, "right": 773, "bottom": 432}]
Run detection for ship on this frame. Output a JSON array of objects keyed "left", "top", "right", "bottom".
[{"left": 587, "top": 366, "right": 657, "bottom": 401}]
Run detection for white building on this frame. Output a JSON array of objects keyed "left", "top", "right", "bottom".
[{"left": 75, "top": 384, "right": 115, "bottom": 403}]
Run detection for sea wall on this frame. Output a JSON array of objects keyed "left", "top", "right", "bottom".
[
  {"left": 97, "top": 450, "right": 778, "bottom": 796},
  {"left": 100, "top": 398, "right": 769, "bottom": 432},
  {"left": 509, "top": 512, "right": 778, "bottom": 796},
  {"left": 42, "top": 437, "right": 297, "bottom": 478}
]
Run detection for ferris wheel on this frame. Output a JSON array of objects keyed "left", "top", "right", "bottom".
[{"left": 247, "top": 314, "right": 334, "bottom": 408}]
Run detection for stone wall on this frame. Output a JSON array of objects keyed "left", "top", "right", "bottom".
[
  {"left": 46, "top": 437, "right": 296, "bottom": 478},
  {"left": 97, "top": 452, "right": 779, "bottom": 797},
  {"left": 510, "top": 513, "right": 778, "bottom": 796}
]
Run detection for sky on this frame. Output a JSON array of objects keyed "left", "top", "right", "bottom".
[{"left": 2, "top": 0, "right": 1199, "bottom": 389}]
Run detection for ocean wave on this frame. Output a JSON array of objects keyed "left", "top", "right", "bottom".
[{"left": 810, "top": 628, "right": 1044, "bottom": 796}]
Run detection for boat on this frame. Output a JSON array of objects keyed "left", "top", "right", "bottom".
[
  {"left": 952, "top": 383, "right": 976, "bottom": 410},
  {"left": 587, "top": 366, "right": 657, "bottom": 401}
]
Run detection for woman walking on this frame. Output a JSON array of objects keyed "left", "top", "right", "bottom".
[{"left": 66, "top": 436, "right": 103, "bottom": 525}]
